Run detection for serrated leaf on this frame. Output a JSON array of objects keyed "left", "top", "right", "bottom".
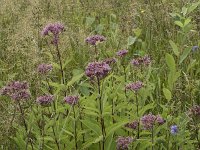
[
  {"left": 169, "top": 40, "right": 179, "bottom": 56},
  {"left": 163, "top": 88, "right": 172, "bottom": 100}
]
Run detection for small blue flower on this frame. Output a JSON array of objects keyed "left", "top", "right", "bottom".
[
  {"left": 192, "top": 46, "right": 199, "bottom": 52},
  {"left": 170, "top": 125, "right": 178, "bottom": 135}
]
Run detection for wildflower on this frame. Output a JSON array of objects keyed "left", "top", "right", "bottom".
[
  {"left": 192, "top": 46, "right": 199, "bottom": 52},
  {"left": 141, "top": 113, "right": 156, "bottom": 130},
  {"left": 126, "top": 81, "right": 143, "bottom": 92},
  {"left": 0, "top": 81, "right": 31, "bottom": 101},
  {"left": 189, "top": 105, "right": 200, "bottom": 117},
  {"left": 156, "top": 115, "right": 165, "bottom": 125},
  {"left": 41, "top": 23, "right": 64, "bottom": 36},
  {"left": 36, "top": 95, "right": 54, "bottom": 106},
  {"left": 64, "top": 95, "right": 79, "bottom": 106},
  {"left": 85, "top": 35, "right": 106, "bottom": 45},
  {"left": 103, "top": 58, "right": 117, "bottom": 65},
  {"left": 141, "top": 113, "right": 165, "bottom": 130},
  {"left": 125, "top": 121, "right": 138, "bottom": 130},
  {"left": 85, "top": 61, "right": 111, "bottom": 79},
  {"left": 131, "top": 55, "right": 151, "bottom": 67},
  {"left": 170, "top": 125, "right": 178, "bottom": 135},
  {"left": 41, "top": 22, "right": 64, "bottom": 45},
  {"left": 116, "top": 50, "right": 128, "bottom": 57},
  {"left": 37, "top": 64, "right": 53, "bottom": 74},
  {"left": 11, "top": 90, "right": 31, "bottom": 101},
  {"left": 116, "top": 136, "right": 133, "bottom": 150}
]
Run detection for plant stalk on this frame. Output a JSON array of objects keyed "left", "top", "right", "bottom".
[{"left": 97, "top": 76, "right": 106, "bottom": 150}]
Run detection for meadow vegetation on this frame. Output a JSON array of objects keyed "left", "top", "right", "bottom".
[{"left": 0, "top": 0, "right": 200, "bottom": 149}]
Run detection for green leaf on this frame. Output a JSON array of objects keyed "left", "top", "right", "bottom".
[
  {"left": 165, "top": 53, "right": 176, "bottom": 73},
  {"left": 174, "top": 21, "right": 184, "bottom": 28},
  {"left": 127, "top": 36, "right": 137, "bottom": 46},
  {"left": 163, "top": 88, "right": 172, "bottom": 101},
  {"left": 81, "top": 120, "right": 101, "bottom": 136},
  {"left": 105, "top": 133, "right": 114, "bottom": 150},
  {"left": 179, "top": 47, "right": 192, "bottom": 64},
  {"left": 133, "top": 28, "right": 142, "bottom": 37},
  {"left": 49, "top": 82, "right": 65, "bottom": 89},
  {"left": 187, "top": 2, "right": 200, "bottom": 15},
  {"left": 181, "top": 7, "right": 188, "bottom": 16},
  {"left": 93, "top": 135, "right": 103, "bottom": 143},
  {"left": 169, "top": 40, "right": 179, "bottom": 56},
  {"left": 106, "top": 120, "right": 129, "bottom": 138},
  {"left": 67, "top": 73, "right": 84, "bottom": 87},
  {"left": 184, "top": 18, "right": 191, "bottom": 27},
  {"left": 85, "top": 17, "right": 95, "bottom": 26},
  {"left": 63, "top": 58, "right": 72, "bottom": 69},
  {"left": 95, "top": 24, "right": 104, "bottom": 34},
  {"left": 52, "top": 62, "right": 61, "bottom": 70},
  {"left": 139, "top": 103, "right": 155, "bottom": 116}
]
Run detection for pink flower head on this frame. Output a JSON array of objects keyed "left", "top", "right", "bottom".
[
  {"left": 125, "top": 120, "right": 138, "bottom": 130},
  {"left": 116, "top": 50, "right": 128, "bottom": 57},
  {"left": 1, "top": 81, "right": 31, "bottom": 101},
  {"left": 41, "top": 22, "right": 64, "bottom": 45},
  {"left": 189, "top": 105, "right": 200, "bottom": 118},
  {"left": 141, "top": 113, "right": 165, "bottom": 130},
  {"left": 126, "top": 81, "right": 143, "bottom": 92},
  {"left": 64, "top": 95, "right": 79, "bottom": 106},
  {"left": 103, "top": 58, "right": 117, "bottom": 65},
  {"left": 141, "top": 113, "right": 156, "bottom": 130},
  {"left": 37, "top": 64, "right": 53, "bottom": 74},
  {"left": 131, "top": 55, "right": 151, "bottom": 67},
  {"left": 85, "top": 35, "right": 106, "bottom": 45},
  {"left": 116, "top": 136, "right": 133, "bottom": 150},
  {"left": 85, "top": 61, "right": 111, "bottom": 79},
  {"left": 41, "top": 23, "right": 64, "bottom": 36},
  {"left": 36, "top": 95, "right": 54, "bottom": 106}
]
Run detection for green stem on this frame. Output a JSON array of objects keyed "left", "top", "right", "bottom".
[
  {"left": 97, "top": 76, "right": 106, "bottom": 150},
  {"left": 136, "top": 93, "right": 140, "bottom": 139},
  {"left": 55, "top": 44, "right": 65, "bottom": 85},
  {"left": 152, "top": 125, "right": 154, "bottom": 150},
  {"left": 73, "top": 106, "right": 78, "bottom": 150}
]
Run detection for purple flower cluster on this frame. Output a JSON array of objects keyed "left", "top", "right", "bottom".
[
  {"left": 141, "top": 113, "right": 165, "bottom": 130},
  {"left": 131, "top": 55, "right": 151, "bottom": 67},
  {"left": 126, "top": 81, "right": 143, "bottom": 92},
  {"left": 189, "top": 105, "right": 200, "bottom": 117},
  {"left": 85, "top": 35, "right": 106, "bottom": 45},
  {"left": 116, "top": 50, "right": 128, "bottom": 57},
  {"left": 85, "top": 61, "right": 111, "bottom": 79},
  {"left": 41, "top": 22, "right": 64, "bottom": 45},
  {"left": 103, "top": 58, "right": 117, "bottom": 65},
  {"left": 36, "top": 95, "right": 54, "bottom": 106},
  {"left": 64, "top": 95, "right": 79, "bottom": 106},
  {"left": 116, "top": 136, "right": 133, "bottom": 150},
  {"left": 125, "top": 120, "right": 138, "bottom": 130},
  {"left": 1, "top": 81, "right": 30, "bottom": 101},
  {"left": 37, "top": 64, "right": 53, "bottom": 74}
]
